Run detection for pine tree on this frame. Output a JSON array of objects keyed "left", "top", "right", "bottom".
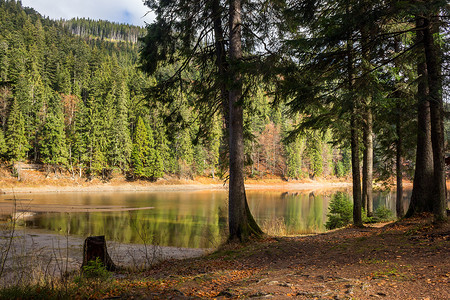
[
  {"left": 131, "top": 116, "right": 151, "bottom": 179},
  {"left": 6, "top": 99, "right": 28, "bottom": 161},
  {"left": 109, "top": 82, "right": 132, "bottom": 172},
  {"left": 0, "top": 129, "right": 7, "bottom": 160},
  {"left": 148, "top": 123, "right": 164, "bottom": 179},
  {"left": 0, "top": 40, "right": 8, "bottom": 82},
  {"left": 285, "top": 136, "right": 304, "bottom": 179},
  {"left": 39, "top": 111, "right": 68, "bottom": 166},
  {"left": 306, "top": 132, "right": 323, "bottom": 178},
  {"left": 39, "top": 93, "right": 68, "bottom": 166}
]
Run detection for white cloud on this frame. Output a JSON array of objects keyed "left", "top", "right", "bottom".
[{"left": 21, "top": 0, "right": 154, "bottom": 26}]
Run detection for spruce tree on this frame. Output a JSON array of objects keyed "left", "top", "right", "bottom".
[
  {"left": 147, "top": 123, "right": 164, "bottom": 179},
  {"left": 39, "top": 93, "right": 68, "bottom": 167},
  {"left": 6, "top": 99, "right": 28, "bottom": 161},
  {"left": 141, "top": 0, "right": 265, "bottom": 241},
  {"left": 39, "top": 111, "right": 68, "bottom": 166},
  {"left": 131, "top": 116, "right": 151, "bottom": 179},
  {"left": 109, "top": 82, "right": 132, "bottom": 172},
  {"left": 0, "top": 129, "right": 7, "bottom": 160}
]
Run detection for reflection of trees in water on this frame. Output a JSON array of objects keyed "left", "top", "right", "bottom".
[
  {"left": 20, "top": 189, "right": 412, "bottom": 248},
  {"left": 30, "top": 208, "right": 222, "bottom": 249}
]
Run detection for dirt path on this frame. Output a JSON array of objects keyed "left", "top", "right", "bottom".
[{"left": 122, "top": 215, "right": 449, "bottom": 299}]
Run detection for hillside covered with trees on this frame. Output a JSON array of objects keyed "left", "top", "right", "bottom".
[
  {"left": 0, "top": 0, "right": 354, "bottom": 183},
  {"left": 0, "top": 0, "right": 448, "bottom": 298}
]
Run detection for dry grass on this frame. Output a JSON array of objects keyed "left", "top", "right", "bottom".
[{"left": 261, "top": 217, "right": 288, "bottom": 236}]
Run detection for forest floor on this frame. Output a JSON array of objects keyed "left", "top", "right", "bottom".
[
  {"left": 109, "top": 214, "right": 449, "bottom": 300},
  {"left": 0, "top": 214, "right": 448, "bottom": 299}
]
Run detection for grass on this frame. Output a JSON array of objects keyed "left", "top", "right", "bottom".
[
  {"left": 0, "top": 285, "right": 69, "bottom": 300},
  {"left": 261, "top": 217, "right": 288, "bottom": 236},
  {"left": 371, "top": 268, "right": 410, "bottom": 280}
]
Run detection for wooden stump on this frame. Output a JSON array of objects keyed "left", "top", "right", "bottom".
[{"left": 82, "top": 235, "right": 116, "bottom": 271}]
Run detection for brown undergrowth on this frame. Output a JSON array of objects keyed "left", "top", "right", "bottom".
[
  {"left": 0, "top": 215, "right": 447, "bottom": 299},
  {"left": 92, "top": 214, "right": 449, "bottom": 300}
]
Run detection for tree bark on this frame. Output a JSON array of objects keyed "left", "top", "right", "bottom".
[
  {"left": 347, "top": 28, "right": 363, "bottom": 227},
  {"left": 406, "top": 16, "right": 434, "bottom": 217},
  {"left": 82, "top": 236, "right": 116, "bottom": 271},
  {"left": 362, "top": 107, "right": 373, "bottom": 216},
  {"left": 360, "top": 25, "right": 373, "bottom": 218},
  {"left": 423, "top": 16, "right": 447, "bottom": 222},
  {"left": 396, "top": 100, "right": 404, "bottom": 218},
  {"left": 228, "top": 0, "right": 263, "bottom": 241},
  {"left": 351, "top": 115, "right": 363, "bottom": 227},
  {"left": 392, "top": 38, "right": 404, "bottom": 219}
]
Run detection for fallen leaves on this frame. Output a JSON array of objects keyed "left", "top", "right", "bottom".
[{"left": 69, "top": 215, "right": 450, "bottom": 299}]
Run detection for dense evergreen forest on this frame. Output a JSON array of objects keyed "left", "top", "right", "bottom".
[
  {"left": 138, "top": 0, "right": 449, "bottom": 237},
  {"left": 0, "top": 0, "right": 354, "bottom": 181}
]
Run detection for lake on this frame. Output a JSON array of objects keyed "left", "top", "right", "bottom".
[{"left": 0, "top": 188, "right": 411, "bottom": 249}]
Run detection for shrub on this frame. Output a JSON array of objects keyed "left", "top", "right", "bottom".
[
  {"left": 325, "top": 192, "right": 353, "bottom": 230},
  {"left": 374, "top": 206, "right": 394, "bottom": 222},
  {"left": 81, "top": 258, "right": 111, "bottom": 280}
]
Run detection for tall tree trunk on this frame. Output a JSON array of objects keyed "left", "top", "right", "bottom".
[
  {"left": 393, "top": 38, "right": 404, "bottom": 219},
  {"left": 347, "top": 28, "right": 363, "bottom": 227},
  {"left": 351, "top": 115, "right": 363, "bottom": 227},
  {"left": 228, "top": 0, "right": 263, "bottom": 241},
  {"left": 406, "top": 16, "right": 434, "bottom": 217},
  {"left": 360, "top": 24, "right": 373, "bottom": 218},
  {"left": 362, "top": 107, "right": 373, "bottom": 216},
  {"left": 423, "top": 16, "right": 447, "bottom": 222},
  {"left": 396, "top": 100, "right": 404, "bottom": 218}
]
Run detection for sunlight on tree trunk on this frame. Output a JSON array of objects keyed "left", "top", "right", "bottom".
[{"left": 228, "top": 0, "right": 263, "bottom": 241}]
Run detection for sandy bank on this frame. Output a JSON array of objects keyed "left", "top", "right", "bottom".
[
  {"left": 0, "top": 229, "right": 208, "bottom": 285},
  {"left": 0, "top": 181, "right": 353, "bottom": 195}
]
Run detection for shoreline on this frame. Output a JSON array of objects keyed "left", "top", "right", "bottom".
[
  {"left": 0, "top": 181, "right": 355, "bottom": 195},
  {"left": 0, "top": 229, "right": 208, "bottom": 285}
]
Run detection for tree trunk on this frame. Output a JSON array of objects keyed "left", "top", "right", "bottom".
[
  {"left": 396, "top": 100, "right": 404, "bottom": 218},
  {"left": 406, "top": 16, "right": 434, "bottom": 218},
  {"left": 360, "top": 25, "right": 373, "bottom": 218},
  {"left": 347, "top": 31, "right": 363, "bottom": 227},
  {"left": 362, "top": 107, "right": 373, "bottom": 216},
  {"left": 228, "top": 0, "right": 263, "bottom": 241},
  {"left": 82, "top": 236, "right": 116, "bottom": 271},
  {"left": 423, "top": 16, "right": 447, "bottom": 222},
  {"left": 351, "top": 114, "right": 363, "bottom": 227},
  {"left": 392, "top": 37, "right": 404, "bottom": 219}
]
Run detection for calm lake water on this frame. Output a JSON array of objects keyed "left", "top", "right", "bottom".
[{"left": 0, "top": 188, "right": 411, "bottom": 249}]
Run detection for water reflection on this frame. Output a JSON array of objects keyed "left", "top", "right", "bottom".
[{"left": 0, "top": 188, "right": 411, "bottom": 248}]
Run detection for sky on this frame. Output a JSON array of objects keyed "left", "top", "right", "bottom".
[{"left": 21, "top": 0, "right": 154, "bottom": 27}]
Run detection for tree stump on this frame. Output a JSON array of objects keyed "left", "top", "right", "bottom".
[{"left": 82, "top": 236, "right": 116, "bottom": 271}]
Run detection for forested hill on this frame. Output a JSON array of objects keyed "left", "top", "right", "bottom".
[
  {"left": 0, "top": 0, "right": 353, "bottom": 182},
  {"left": 59, "top": 18, "right": 145, "bottom": 44}
]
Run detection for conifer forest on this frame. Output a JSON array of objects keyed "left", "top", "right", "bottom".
[
  {"left": 0, "top": 1, "right": 449, "bottom": 298},
  {"left": 0, "top": 1, "right": 353, "bottom": 181},
  {"left": 0, "top": 0, "right": 449, "bottom": 227}
]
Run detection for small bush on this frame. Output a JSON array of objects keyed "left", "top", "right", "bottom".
[
  {"left": 362, "top": 208, "right": 376, "bottom": 223},
  {"left": 81, "top": 258, "right": 111, "bottom": 280},
  {"left": 325, "top": 192, "right": 353, "bottom": 230},
  {"left": 374, "top": 206, "right": 394, "bottom": 222}
]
